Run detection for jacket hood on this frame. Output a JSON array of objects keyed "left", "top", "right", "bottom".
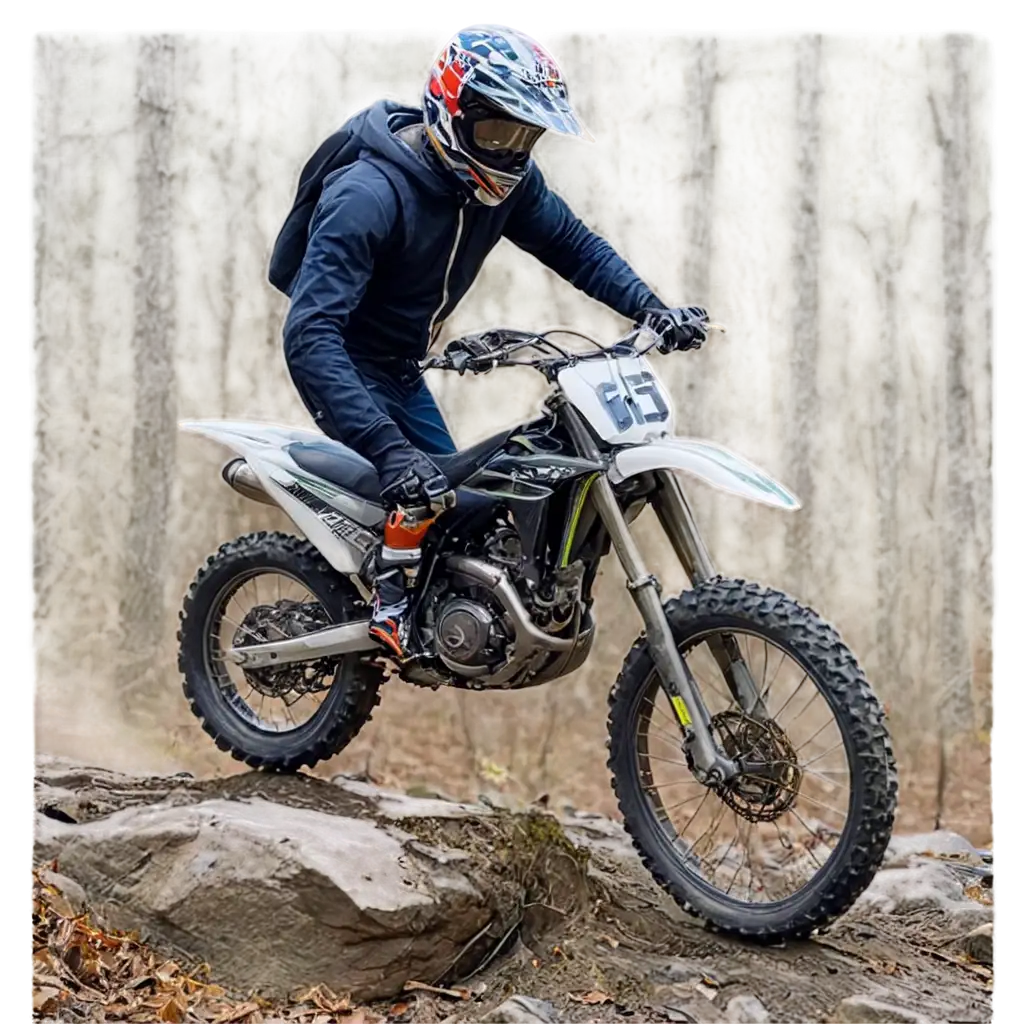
[{"left": 346, "top": 99, "right": 460, "bottom": 199}]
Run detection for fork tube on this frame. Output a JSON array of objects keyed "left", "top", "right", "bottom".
[
  {"left": 559, "top": 405, "right": 733, "bottom": 779},
  {"left": 651, "top": 470, "right": 714, "bottom": 582},
  {"left": 652, "top": 469, "right": 767, "bottom": 716}
]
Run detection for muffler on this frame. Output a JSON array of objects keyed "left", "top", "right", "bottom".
[{"left": 222, "top": 457, "right": 275, "bottom": 506}]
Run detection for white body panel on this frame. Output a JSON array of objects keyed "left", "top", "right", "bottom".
[
  {"left": 608, "top": 436, "right": 801, "bottom": 510},
  {"left": 180, "top": 420, "right": 382, "bottom": 575},
  {"left": 558, "top": 355, "right": 674, "bottom": 444}
]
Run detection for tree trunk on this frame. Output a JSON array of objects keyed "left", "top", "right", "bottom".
[
  {"left": 929, "top": 36, "right": 974, "bottom": 733},
  {"left": 215, "top": 40, "right": 240, "bottom": 415},
  {"left": 118, "top": 36, "right": 179, "bottom": 711},
  {"left": 864, "top": 41, "right": 921, "bottom": 696},
  {"left": 974, "top": 239, "right": 991, "bottom": 729},
  {"left": 679, "top": 39, "right": 720, "bottom": 565},
  {"left": 536, "top": 32, "right": 598, "bottom": 333},
  {"left": 79, "top": 46, "right": 105, "bottom": 421},
  {"left": 540, "top": 33, "right": 598, "bottom": 221},
  {"left": 31, "top": 36, "right": 73, "bottom": 626},
  {"left": 782, "top": 36, "right": 823, "bottom": 602},
  {"left": 876, "top": 219, "right": 901, "bottom": 688},
  {"left": 679, "top": 37, "right": 720, "bottom": 440}
]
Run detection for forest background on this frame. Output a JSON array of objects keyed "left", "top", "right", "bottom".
[{"left": 32, "top": 29, "right": 994, "bottom": 846}]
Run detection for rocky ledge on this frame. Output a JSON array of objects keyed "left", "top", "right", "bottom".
[{"left": 33, "top": 757, "right": 993, "bottom": 1023}]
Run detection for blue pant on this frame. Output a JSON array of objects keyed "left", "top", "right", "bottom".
[
  {"left": 358, "top": 364, "right": 457, "bottom": 457},
  {"left": 358, "top": 363, "right": 495, "bottom": 519}
]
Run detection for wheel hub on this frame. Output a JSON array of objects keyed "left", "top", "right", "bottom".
[
  {"left": 711, "top": 710, "right": 802, "bottom": 822},
  {"left": 234, "top": 599, "right": 338, "bottom": 698}
]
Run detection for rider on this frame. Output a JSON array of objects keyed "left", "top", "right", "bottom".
[{"left": 281, "top": 24, "right": 708, "bottom": 660}]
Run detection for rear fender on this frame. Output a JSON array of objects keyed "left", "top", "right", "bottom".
[{"left": 180, "top": 420, "right": 379, "bottom": 575}]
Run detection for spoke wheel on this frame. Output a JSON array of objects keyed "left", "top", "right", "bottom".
[
  {"left": 608, "top": 577, "right": 897, "bottom": 939},
  {"left": 178, "top": 532, "right": 384, "bottom": 771}
]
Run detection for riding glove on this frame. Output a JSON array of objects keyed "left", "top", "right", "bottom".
[
  {"left": 639, "top": 306, "right": 709, "bottom": 353},
  {"left": 378, "top": 445, "right": 451, "bottom": 509}
]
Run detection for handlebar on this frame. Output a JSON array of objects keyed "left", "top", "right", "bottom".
[{"left": 420, "top": 320, "right": 724, "bottom": 381}]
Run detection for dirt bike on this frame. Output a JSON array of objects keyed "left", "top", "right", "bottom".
[{"left": 178, "top": 321, "right": 897, "bottom": 939}]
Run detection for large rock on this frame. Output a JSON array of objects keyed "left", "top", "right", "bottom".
[
  {"left": 481, "top": 995, "right": 559, "bottom": 1023},
  {"left": 854, "top": 861, "right": 966, "bottom": 914},
  {"left": 725, "top": 994, "right": 771, "bottom": 1023},
  {"left": 883, "top": 830, "right": 981, "bottom": 868},
  {"left": 32, "top": 758, "right": 994, "bottom": 1024},
  {"left": 35, "top": 796, "right": 503, "bottom": 1000},
  {"left": 828, "top": 994, "right": 930, "bottom": 1023},
  {"left": 959, "top": 922, "right": 993, "bottom": 966}
]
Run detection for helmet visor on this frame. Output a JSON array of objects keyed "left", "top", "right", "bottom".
[{"left": 471, "top": 118, "right": 545, "bottom": 155}]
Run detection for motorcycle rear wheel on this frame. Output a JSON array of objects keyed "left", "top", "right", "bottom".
[{"left": 177, "top": 531, "right": 384, "bottom": 771}]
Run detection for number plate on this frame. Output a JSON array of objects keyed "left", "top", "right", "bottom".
[{"left": 557, "top": 355, "right": 674, "bottom": 443}]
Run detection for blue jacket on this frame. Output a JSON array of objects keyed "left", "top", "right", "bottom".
[{"left": 283, "top": 100, "right": 665, "bottom": 465}]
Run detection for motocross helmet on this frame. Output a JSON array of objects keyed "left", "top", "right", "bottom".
[{"left": 423, "top": 24, "right": 592, "bottom": 206}]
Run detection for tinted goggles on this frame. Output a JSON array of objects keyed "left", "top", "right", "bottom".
[{"left": 470, "top": 117, "right": 545, "bottom": 156}]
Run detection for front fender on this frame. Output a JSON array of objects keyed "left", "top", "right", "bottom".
[{"left": 608, "top": 437, "right": 800, "bottom": 510}]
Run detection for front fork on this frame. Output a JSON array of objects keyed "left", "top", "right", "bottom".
[
  {"left": 650, "top": 470, "right": 767, "bottom": 720},
  {"left": 561, "top": 409, "right": 760, "bottom": 782}
]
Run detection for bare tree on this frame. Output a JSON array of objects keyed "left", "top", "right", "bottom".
[
  {"left": 929, "top": 34, "right": 974, "bottom": 737},
  {"left": 214, "top": 43, "right": 241, "bottom": 415},
  {"left": 31, "top": 36, "right": 73, "bottom": 626},
  {"left": 782, "top": 34, "right": 823, "bottom": 598},
  {"left": 65, "top": 41, "right": 107, "bottom": 425},
  {"left": 536, "top": 32, "right": 598, "bottom": 329},
  {"left": 856, "top": 41, "right": 929, "bottom": 688},
  {"left": 548, "top": 33, "right": 598, "bottom": 222},
  {"left": 117, "top": 36, "right": 179, "bottom": 712},
  {"left": 684, "top": 36, "right": 724, "bottom": 442},
  {"left": 675, "top": 37, "right": 724, "bottom": 561}
]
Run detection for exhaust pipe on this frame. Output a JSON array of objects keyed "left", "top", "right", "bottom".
[{"left": 222, "top": 458, "right": 276, "bottom": 506}]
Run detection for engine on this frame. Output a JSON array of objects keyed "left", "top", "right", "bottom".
[
  {"left": 424, "top": 520, "right": 522, "bottom": 676},
  {"left": 434, "top": 597, "right": 508, "bottom": 671},
  {"left": 422, "top": 516, "right": 585, "bottom": 682}
]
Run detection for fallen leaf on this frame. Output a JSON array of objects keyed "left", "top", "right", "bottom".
[
  {"left": 33, "top": 985, "right": 63, "bottom": 1012},
  {"left": 212, "top": 1001, "right": 263, "bottom": 1023},
  {"left": 387, "top": 999, "right": 412, "bottom": 1018},
  {"left": 402, "top": 980, "right": 471, "bottom": 1000},
  {"left": 569, "top": 990, "right": 614, "bottom": 1005},
  {"left": 700, "top": 974, "right": 720, "bottom": 988},
  {"left": 530, "top": 957, "right": 541, "bottom": 968},
  {"left": 598, "top": 933, "right": 620, "bottom": 949},
  {"left": 294, "top": 983, "right": 351, "bottom": 1013},
  {"left": 156, "top": 960, "right": 182, "bottom": 983},
  {"left": 45, "top": 890, "right": 79, "bottom": 919},
  {"left": 158, "top": 993, "right": 188, "bottom": 1022}
]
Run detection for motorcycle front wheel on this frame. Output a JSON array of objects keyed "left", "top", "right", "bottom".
[{"left": 607, "top": 577, "right": 897, "bottom": 939}]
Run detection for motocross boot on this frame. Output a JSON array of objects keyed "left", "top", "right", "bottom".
[{"left": 367, "top": 505, "right": 436, "bottom": 660}]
